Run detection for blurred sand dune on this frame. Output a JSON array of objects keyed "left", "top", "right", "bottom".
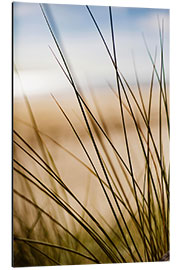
[{"left": 13, "top": 87, "right": 169, "bottom": 230}]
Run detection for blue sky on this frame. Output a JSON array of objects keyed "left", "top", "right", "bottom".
[{"left": 13, "top": 2, "right": 169, "bottom": 96}]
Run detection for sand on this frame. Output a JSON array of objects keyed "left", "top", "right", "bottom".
[{"left": 13, "top": 87, "right": 169, "bottom": 231}]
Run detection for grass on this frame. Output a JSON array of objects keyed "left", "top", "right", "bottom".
[{"left": 13, "top": 4, "right": 169, "bottom": 267}]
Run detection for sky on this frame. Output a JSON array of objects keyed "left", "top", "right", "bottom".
[{"left": 13, "top": 2, "right": 169, "bottom": 97}]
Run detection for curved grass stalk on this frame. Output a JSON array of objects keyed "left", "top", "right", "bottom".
[
  {"left": 13, "top": 189, "right": 100, "bottom": 263},
  {"left": 13, "top": 164, "right": 121, "bottom": 263},
  {"left": 14, "top": 123, "right": 154, "bottom": 239},
  {"left": 14, "top": 121, "right": 159, "bottom": 258},
  {"left": 13, "top": 148, "right": 123, "bottom": 262},
  {"left": 86, "top": 5, "right": 168, "bottom": 192},
  {"left": 14, "top": 237, "right": 99, "bottom": 264},
  {"left": 86, "top": 4, "right": 169, "bottom": 259},
  {"left": 14, "top": 3, "right": 169, "bottom": 264}
]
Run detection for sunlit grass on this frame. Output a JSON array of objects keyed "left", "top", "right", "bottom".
[{"left": 13, "top": 4, "right": 169, "bottom": 267}]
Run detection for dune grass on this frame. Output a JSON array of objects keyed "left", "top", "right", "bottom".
[{"left": 13, "top": 4, "right": 169, "bottom": 267}]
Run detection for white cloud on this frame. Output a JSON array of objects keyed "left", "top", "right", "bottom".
[
  {"left": 14, "top": 3, "right": 169, "bottom": 97},
  {"left": 13, "top": 2, "right": 38, "bottom": 18},
  {"left": 136, "top": 11, "right": 169, "bottom": 36},
  {"left": 14, "top": 26, "right": 169, "bottom": 97}
]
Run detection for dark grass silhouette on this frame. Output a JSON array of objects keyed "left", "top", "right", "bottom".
[{"left": 13, "top": 4, "right": 169, "bottom": 266}]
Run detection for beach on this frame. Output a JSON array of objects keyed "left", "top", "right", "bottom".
[{"left": 13, "top": 87, "right": 169, "bottom": 231}]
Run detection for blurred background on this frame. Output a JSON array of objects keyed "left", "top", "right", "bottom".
[
  {"left": 13, "top": 2, "right": 169, "bottom": 97},
  {"left": 13, "top": 3, "right": 170, "bottom": 266}
]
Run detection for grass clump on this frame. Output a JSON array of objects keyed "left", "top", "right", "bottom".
[{"left": 13, "top": 4, "right": 169, "bottom": 266}]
